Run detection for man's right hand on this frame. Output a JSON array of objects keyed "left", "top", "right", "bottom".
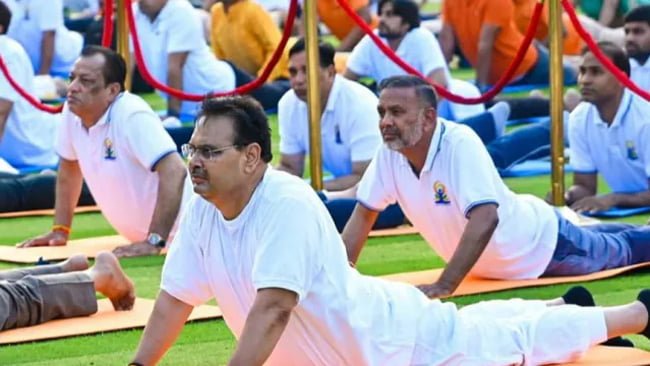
[{"left": 18, "top": 231, "right": 68, "bottom": 248}]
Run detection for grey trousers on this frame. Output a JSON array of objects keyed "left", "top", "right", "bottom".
[{"left": 0, "top": 264, "right": 97, "bottom": 330}]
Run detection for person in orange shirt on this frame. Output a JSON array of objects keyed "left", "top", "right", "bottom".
[
  {"left": 439, "top": 0, "right": 578, "bottom": 91},
  {"left": 298, "top": 0, "right": 378, "bottom": 51}
]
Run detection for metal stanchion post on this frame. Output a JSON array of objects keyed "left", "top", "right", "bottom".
[
  {"left": 303, "top": 0, "right": 323, "bottom": 190},
  {"left": 116, "top": 0, "right": 132, "bottom": 91},
  {"left": 549, "top": 0, "right": 565, "bottom": 205}
]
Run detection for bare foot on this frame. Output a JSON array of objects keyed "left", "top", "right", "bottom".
[
  {"left": 60, "top": 254, "right": 89, "bottom": 272},
  {"left": 89, "top": 251, "right": 136, "bottom": 311}
]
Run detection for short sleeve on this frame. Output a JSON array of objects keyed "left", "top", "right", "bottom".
[
  {"left": 252, "top": 198, "right": 323, "bottom": 302},
  {"left": 637, "top": 123, "right": 650, "bottom": 178},
  {"left": 277, "top": 94, "right": 305, "bottom": 155},
  {"left": 482, "top": 0, "right": 514, "bottom": 28},
  {"left": 346, "top": 36, "right": 374, "bottom": 77},
  {"left": 56, "top": 108, "right": 78, "bottom": 161},
  {"left": 161, "top": 197, "right": 213, "bottom": 306},
  {"left": 417, "top": 31, "right": 448, "bottom": 77},
  {"left": 122, "top": 111, "right": 178, "bottom": 171},
  {"left": 356, "top": 148, "right": 396, "bottom": 211},
  {"left": 165, "top": 5, "right": 205, "bottom": 54},
  {"left": 36, "top": 0, "right": 64, "bottom": 31},
  {"left": 449, "top": 129, "right": 499, "bottom": 217},
  {"left": 568, "top": 107, "right": 597, "bottom": 174}
]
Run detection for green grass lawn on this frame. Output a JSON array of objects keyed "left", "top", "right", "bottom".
[{"left": 2, "top": 88, "right": 650, "bottom": 365}]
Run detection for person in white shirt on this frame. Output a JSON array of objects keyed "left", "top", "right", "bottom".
[
  {"left": 134, "top": 0, "right": 286, "bottom": 118},
  {"left": 19, "top": 46, "right": 190, "bottom": 258},
  {"left": 2, "top": 0, "right": 83, "bottom": 75},
  {"left": 129, "top": 95, "right": 650, "bottom": 366},
  {"left": 277, "top": 39, "right": 381, "bottom": 192},
  {"left": 0, "top": 2, "right": 59, "bottom": 169},
  {"left": 567, "top": 42, "right": 650, "bottom": 213},
  {"left": 343, "top": 75, "right": 650, "bottom": 299},
  {"left": 343, "top": 0, "right": 484, "bottom": 121},
  {"left": 624, "top": 5, "right": 650, "bottom": 90}
]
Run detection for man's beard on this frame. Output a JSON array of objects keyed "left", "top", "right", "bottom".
[{"left": 378, "top": 29, "right": 403, "bottom": 40}]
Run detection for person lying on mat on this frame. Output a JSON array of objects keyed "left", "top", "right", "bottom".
[
  {"left": 130, "top": 95, "right": 650, "bottom": 366},
  {"left": 0, "top": 3, "right": 60, "bottom": 171},
  {"left": 343, "top": 0, "right": 485, "bottom": 121},
  {"left": 0, "top": 251, "right": 134, "bottom": 331},
  {"left": 19, "top": 46, "right": 192, "bottom": 258},
  {"left": 342, "top": 75, "right": 650, "bottom": 299},
  {"left": 561, "top": 42, "right": 650, "bottom": 214}
]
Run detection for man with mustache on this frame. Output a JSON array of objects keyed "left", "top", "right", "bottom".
[
  {"left": 342, "top": 75, "right": 650, "bottom": 299},
  {"left": 565, "top": 40, "right": 650, "bottom": 213},
  {"left": 129, "top": 95, "right": 650, "bottom": 366},
  {"left": 625, "top": 5, "right": 650, "bottom": 89},
  {"left": 19, "top": 46, "right": 191, "bottom": 258}
]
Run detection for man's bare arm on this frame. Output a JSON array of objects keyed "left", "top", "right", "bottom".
[
  {"left": 341, "top": 203, "right": 380, "bottom": 264},
  {"left": 566, "top": 172, "right": 598, "bottom": 205},
  {"left": 131, "top": 290, "right": 194, "bottom": 365},
  {"left": 38, "top": 31, "right": 55, "bottom": 75},
  {"left": 167, "top": 52, "right": 189, "bottom": 116},
  {"left": 336, "top": 6, "right": 373, "bottom": 52},
  {"left": 476, "top": 24, "right": 501, "bottom": 88},
  {"left": 276, "top": 153, "right": 305, "bottom": 177},
  {"left": 149, "top": 153, "right": 187, "bottom": 239},
  {"left": 438, "top": 23, "right": 456, "bottom": 63},
  {"left": 0, "top": 99, "right": 13, "bottom": 142},
  {"left": 228, "top": 288, "right": 298, "bottom": 366},
  {"left": 323, "top": 160, "right": 370, "bottom": 192}
]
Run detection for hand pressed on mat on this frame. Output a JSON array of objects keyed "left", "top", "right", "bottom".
[
  {"left": 113, "top": 241, "right": 162, "bottom": 258},
  {"left": 17, "top": 230, "right": 68, "bottom": 248}
]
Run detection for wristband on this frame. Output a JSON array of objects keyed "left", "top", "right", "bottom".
[{"left": 52, "top": 224, "right": 71, "bottom": 235}]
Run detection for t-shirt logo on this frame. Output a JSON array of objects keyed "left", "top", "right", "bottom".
[
  {"left": 626, "top": 141, "right": 638, "bottom": 160},
  {"left": 104, "top": 138, "right": 116, "bottom": 160},
  {"left": 433, "top": 181, "right": 450, "bottom": 204}
]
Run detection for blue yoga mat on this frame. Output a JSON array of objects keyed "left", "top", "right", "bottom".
[
  {"left": 16, "top": 164, "right": 58, "bottom": 174},
  {"left": 583, "top": 206, "right": 650, "bottom": 218},
  {"left": 499, "top": 160, "right": 573, "bottom": 178},
  {"left": 506, "top": 115, "right": 548, "bottom": 127}
]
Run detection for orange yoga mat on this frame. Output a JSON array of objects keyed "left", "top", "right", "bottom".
[
  {"left": 0, "top": 298, "right": 222, "bottom": 344},
  {"left": 563, "top": 346, "right": 650, "bottom": 365},
  {"left": 381, "top": 262, "right": 650, "bottom": 297},
  {"left": 368, "top": 224, "right": 419, "bottom": 238},
  {"left": 0, "top": 206, "right": 100, "bottom": 219},
  {"left": 0, "top": 235, "right": 130, "bottom": 264}
]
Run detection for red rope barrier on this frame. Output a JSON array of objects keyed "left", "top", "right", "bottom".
[
  {"left": 0, "top": 56, "right": 63, "bottom": 114},
  {"left": 561, "top": 0, "right": 650, "bottom": 101},
  {"left": 125, "top": 0, "right": 298, "bottom": 101},
  {"left": 335, "top": 0, "right": 543, "bottom": 104},
  {"left": 101, "top": 0, "right": 114, "bottom": 48}
]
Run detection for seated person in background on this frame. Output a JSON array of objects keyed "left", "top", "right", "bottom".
[
  {"left": 0, "top": 3, "right": 59, "bottom": 170},
  {"left": 344, "top": 0, "right": 484, "bottom": 121},
  {"left": 565, "top": 42, "right": 650, "bottom": 213},
  {"left": 3, "top": 0, "right": 83, "bottom": 75},
  {"left": 130, "top": 95, "right": 650, "bottom": 366},
  {"left": 209, "top": 0, "right": 290, "bottom": 94},
  {"left": 63, "top": 0, "right": 100, "bottom": 33},
  {"left": 20, "top": 46, "right": 191, "bottom": 258},
  {"left": 438, "top": 0, "right": 577, "bottom": 91},
  {"left": 298, "top": 0, "right": 378, "bottom": 52},
  {"left": 277, "top": 39, "right": 406, "bottom": 231},
  {"left": 0, "top": 252, "right": 134, "bottom": 331},
  {"left": 625, "top": 5, "right": 650, "bottom": 88},
  {"left": 343, "top": 75, "right": 650, "bottom": 299}
]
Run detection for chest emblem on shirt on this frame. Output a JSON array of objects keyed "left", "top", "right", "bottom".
[
  {"left": 104, "top": 138, "right": 116, "bottom": 160},
  {"left": 433, "top": 181, "right": 450, "bottom": 204},
  {"left": 626, "top": 141, "right": 638, "bottom": 160}
]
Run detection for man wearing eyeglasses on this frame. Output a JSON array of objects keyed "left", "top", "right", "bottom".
[{"left": 19, "top": 46, "right": 191, "bottom": 258}]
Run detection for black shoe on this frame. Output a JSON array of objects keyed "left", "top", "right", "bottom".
[{"left": 637, "top": 289, "right": 650, "bottom": 339}]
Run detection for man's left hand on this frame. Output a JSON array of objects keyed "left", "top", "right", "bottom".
[
  {"left": 113, "top": 241, "right": 162, "bottom": 258},
  {"left": 416, "top": 281, "right": 455, "bottom": 298},
  {"left": 570, "top": 196, "right": 614, "bottom": 214}
]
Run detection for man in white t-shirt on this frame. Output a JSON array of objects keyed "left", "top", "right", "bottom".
[
  {"left": 133, "top": 0, "right": 236, "bottom": 117},
  {"left": 0, "top": 2, "right": 58, "bottom": 169},
  {"left": 2, "top": 0, "right": 83, "bottom": 75},
  {"left": 19, "top": 46, "right": 190, "bottom": 258},
  {"left": 277, "top": 39, "right": 381, "bottom": 192},
  {"left": 129, "top": 95, "right": 650, "bottom": 366},
  {"left": 624, "top": 6, "right": 650, "bottom": 90},
  {"left": 343, "top": 0, "right": 484, "bottom": 121},
  {"left": 567, "top": 42, "right": 650, "bottom": 213},
  {"left": 343, "top": 75, "right": 650, "bottom": 299}
]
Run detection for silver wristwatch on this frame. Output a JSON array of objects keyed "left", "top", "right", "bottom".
[{"left": 146, "top": 232, "right": 166, "bottom": 248}]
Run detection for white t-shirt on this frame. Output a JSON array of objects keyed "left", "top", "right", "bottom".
[
  {"left": 357, "top": 119, "right": 558, "bottom": 280},
  {"left": 630, "top": 57, "right": 650, "bottom": 91},
  {"left": 569, "top": 90, "right": 650, "bottom": 193},
  {"left": 346, "top": 27, "right": 484, "bottom": 120},
  {"left": 162, "top": 167, "right": 461, "bottom": 366},
  {"left": 56, "top": 92, "right": 191, "bottom": 241},
  {"left": 0, "top": 35, "right": 59, "bottom": 168},
  {"left": 278, "top": 75, "right": 381, "bottom": 178},
  {"left": 4, "top": 0, "right": 83, "bottom": 75},
  {"left": 132, "top": 0, "right": 236, "bottom": 116}
]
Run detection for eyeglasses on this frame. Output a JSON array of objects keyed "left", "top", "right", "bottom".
[{"left": 181, "top": 144, "right": 238, "bottom": 161}]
